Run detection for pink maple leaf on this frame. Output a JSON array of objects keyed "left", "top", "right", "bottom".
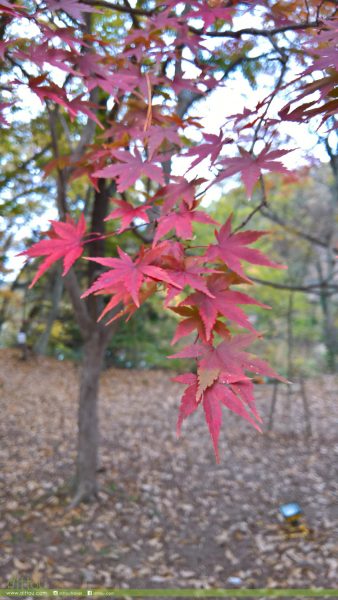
[
  {"left": 174, "top": 372, "right": 262, "bottom": 462},
  {"left": 155, "top": 176, "right": 206, "bottom": 212},
  {"left": 217, "top": 145, "right": 290, "bottom": 197},
  {"left": 44, "top": 0, "right": 100, "bottom": 23},
  {"left": 206, "top": 215, "right": 285, "bottom": 280},
  {"left": 20, "top": 215, "right": 86, "bottom": 288},
  {"left": 180, "top": 273, "right": 269, "bottom": 339},
  {"left": 82, "top": 246, "right": 181, "bottom": 307},
  {"left": 185, "top": 131, "right": 232, "bottom": 170},
  {"left": 162, "top": 254, "right": 214, "bottom": 306},
  {"left": 40, "top": 24, "right": 84, "bottom": 51},
  {"left": 153, "top": 204, "right": 217, "bottom": 245},
  {"left": 104, "top": 198, "right": 150, "bottom": 233},
  {"left": 93, "top": 148, "right": 164, "bottom": 192},
  {"left": 91, "top": 280, "right": 157, "bottom": 324},
  {"left": 170, "top": 306, "right": 209, "bottom": 345},
  {"left": 14, "top": 43, "right": 74, "bottom": 74},
  {"left": 170, "top": 334, "right": 286, "bottom": 382},
  {"left": 144, "top": 125, "right": 181, "bottom": 158}
]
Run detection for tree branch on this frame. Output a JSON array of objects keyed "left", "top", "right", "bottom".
[
  {"left": 233, "top": 201, "right": 266, "bottom": 234},
  {"left": 82, "top": 0, "right": 154, "bottom": 16},
  {"left": 260, "top": 206, "right": 337, "bottom": 250},
  {"left": 63, "top": 270, "right": 93, "bottom": 334},
  {"left": 252, "top": 277, "right": 338, "bottom": 294},
  {"left": 190, "top": 20, "right": 321, "bottom": 39}
]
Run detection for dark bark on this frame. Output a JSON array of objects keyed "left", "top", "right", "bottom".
[
  {"left": 70, "top": 176, "right": 117, "bottom": 504},
  {"left": 62, "top": 175, "right": 118, "bottom": 505},
  {"left": 87, "top": 179, "right": 111, "bottom": 290},
  {"left": 72, "top": 326, "right": 110, "bottom": 504},
  {"left": 64, "top": 270, "right": 118, "bottom": 505}
]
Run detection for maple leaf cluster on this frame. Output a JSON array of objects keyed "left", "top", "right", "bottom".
[
  {"left": 3, "top": 0, "right": 336, "bottom": 460},
  {"left": 21, "top": 209, "right": 286, "bottom": 459}
]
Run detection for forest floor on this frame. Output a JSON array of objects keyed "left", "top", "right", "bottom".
[{"left": 0, "top": 348, "right": 337, "bottom": 593}]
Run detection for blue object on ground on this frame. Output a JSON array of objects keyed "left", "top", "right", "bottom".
[{"left": 279, "top": 502, "right": 302, "bottom": 519}]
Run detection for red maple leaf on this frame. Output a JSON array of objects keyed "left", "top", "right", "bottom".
[
  {"left": 155, "top": 176, "right": 206, "bottom": 212},
  {"left": 174, "top": 372, "right": 262, "bottom": 462},
  {"left": 93, "top": 148, "right": 164, "bottom": 192},
  {"left": 68, "top": 95, "right": 102, "bottom": 126},
  {"left": 206, "top": 215, "right": 285, "bottom": 280},
  {"left": 143, "top": 125, "right": 181, "bottom": 158},
  {"left": 28, "top": 75, "right": 70, "bottom": 110},
  {"left": 44, "top": 0, "right": 99, "bottom": 23},
  {"left": 153, "top": 203, "right": 217, "bottom": 245},
  {"left": 180, "top": 274, "right": 269, "bottom": 339},
  {"left": 93, "top": 280, "right": 158, "bottom": 324},
  {"left": 14, "top": 43, "right": 74, "bottom": 75},
  {"left": 217, "top": 145, "right": 290, "bottom": 197},
  {"left": 82, "top": 246, "right": 181, "bottom": 307},
  {"left": 170, "top": 306, "right": 230, "bottom": 345},
  {"left": 28, "top": 77, "right": 101, "bottom": 124},
  {"left": 170, "top": 306, "right": 208, "bottom": 344},
  {"left": 20, "top": 215, "right": 86, "bottom": 288},
  {"left": 160, "top": 253, "right": 213, "bottom": 306},
  {"left": 170, "top": 334, "right": 285, "bottom": 382},
  {"left": 185, "top": 131, "right": 232, "bottom": 170},
  {"left": 40, "top": 23, "right": 84, "bottom": 51},
  {"left": 104, "top": 198, "right": 150, "bottom": 233}
]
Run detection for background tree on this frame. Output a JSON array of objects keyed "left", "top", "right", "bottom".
[{"left": 195, "top": 164, "right": 337, "bottom": 375}]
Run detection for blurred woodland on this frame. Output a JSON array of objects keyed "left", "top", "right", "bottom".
[{"left": 1, "top": 163, "right": 337, "bottom": 377}]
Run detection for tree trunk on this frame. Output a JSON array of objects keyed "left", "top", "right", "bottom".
[
  {"left": 319, "top": 287, "right": 337, "bottom": 372},
  {"left": 286, "top": 291, "right": 294, "bottom": 381},
  {"left": 72, "top": 327, "right": 108, "bottom": 504}
]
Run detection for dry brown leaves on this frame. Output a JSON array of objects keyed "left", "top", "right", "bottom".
[{"left": 0, "top": 349, "right": 337, "bottom": 589}]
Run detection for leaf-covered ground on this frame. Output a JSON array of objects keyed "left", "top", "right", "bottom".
[{"left": 0, "top": 349, "right": 337, "bottom": 591}]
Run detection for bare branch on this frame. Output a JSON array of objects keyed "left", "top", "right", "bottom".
[
  {"left": 82, "top": 0, "right": 154, "bottom": 16},
  {"left": 82, "top": 1, "right": 321, "bottom": 40},
  {"left": 252, "top": 277, "right": 338, "bottom": 294},
  {"left": 232, "top": 202, "right": 266, "bottom": 234},
  {"left": 190, "top": 20, "right": 321, "bottom": 39},
  {"left": 260, "top": 206, "right": 337, "bottom": 250}
]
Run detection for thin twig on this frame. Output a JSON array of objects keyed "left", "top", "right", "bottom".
[
  {"left": 232, "top": 176, "right": 267, "bottom": 233},
  {"left": 251, "top": 277, "right": 338, "bottom": 294},
  {"left": 189, "top": 20, "right": 321, "bottom": 39}
]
